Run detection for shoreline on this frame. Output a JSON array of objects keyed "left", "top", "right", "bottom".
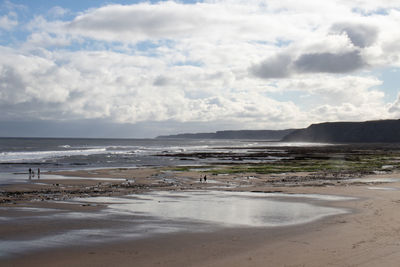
[{"left": 1, "top": 164, "right": 398, "bottom": 204}]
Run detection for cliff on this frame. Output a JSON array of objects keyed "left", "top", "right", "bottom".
[{"left": 282, "top": 119, "right": 400, "bottom": 143}]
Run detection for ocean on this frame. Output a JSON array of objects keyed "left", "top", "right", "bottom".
[{"left": 0, "top": 137, "right": 281, "bottom": 174}]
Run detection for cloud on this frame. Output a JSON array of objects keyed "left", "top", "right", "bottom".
[
  {"left": 2, "top": 0, "right": 26, "bottom": 11},
  {"left": 48, "top": 6, "right": 69, "bottom": 18},
  {"left": 250, "top": 54, "right": 292, "bottom": 79},
  {"left": 26, "top": 32, "right": 71, "bottom": 47},
  {"left": 0, "top": 46, "right": 304, "bottom": 128},
  {"left": 388, "top": 93, "right": 400, "bottom": 114},
  {"left": 153, "top": 75, "right": 170, "bottom": 86},
  {"left": 0, "top": 65, "right": 28, "bottom": 104},
  {"left": 2, "top": 0, "right": 400, "bottom": 137},
  {"left": 294, "top": 50, "right": 366, "bottom": 73},
  {"left": 0, "top": 43, "right": 395, "bottom": 136},
  {"left": 331, "top": 23, "right": 379, "bottom": 48},
  {"left": 0, "top": 12, "right": 17, "bottom": 30},
  {"left": 277, "top": 75, "right": 383, "bottom": 104},
  {"left": 65, "top": 2, "right": 214, "bottom": 42},
  {"left": 309, "top": 103, "right": 383, "bottom": 122},
  {"left": 251, "top": 50, "right": 366, "bottom": 78},
  {"left": 42, "top": 1, "right": 335, "bottom": 44}
]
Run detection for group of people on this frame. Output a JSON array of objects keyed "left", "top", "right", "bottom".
[
  {"left": 28, "top": 168, "right": 40, "bottom": 179},
  {"left": 199, "top": 175, "right": 207, "bottom": 183}
]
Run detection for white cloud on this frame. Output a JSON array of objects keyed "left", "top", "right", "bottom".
[
  {"left": 0, "top": 12, "right": 17, "bottom": 30},
  {"left": 36, "top": 1, "right": 351, "bottom": 44},
  {"left": 388, "top": 93, "right": 400, "bottom": 115},
  {"left": 26, "top": 32, "right": 71, "bottom": 47},
  {"left": 65, "top": 2, "right": 219, "bottom": 42},
  {"left": 48, "top": 6, "right": 69, "bottom": 18},
  {"left": 309, "top": 102, "right": 388, "bottom": 123},
  {"left": 2, "top": 0, "right": 400, "bottom": 135},
  {"left": 0, "top": 44, "right": 309, "bottom": 130}
]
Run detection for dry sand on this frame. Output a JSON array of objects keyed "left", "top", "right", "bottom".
[{"left": 2, "top": 168, "right": 400, "bottom": 266}]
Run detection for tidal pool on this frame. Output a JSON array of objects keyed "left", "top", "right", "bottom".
[
  {"left": 367, "top": 186, "right": 398, "bottom": 191},
  {"left": 0, "top": 172, "right": 127, "bottom": 185},
  {"left": 0, "top": 191, "right": 352, "bottom": 258},
  {"left": 79, "top": 191, "right": 352, "bottom": 227},
  {"left": 350, "top": 177, "right": 400, "bottom": 183}
]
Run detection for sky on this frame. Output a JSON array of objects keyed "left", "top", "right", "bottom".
[{"left": 1, "top": 0, "right": 400, "bottom": 138}]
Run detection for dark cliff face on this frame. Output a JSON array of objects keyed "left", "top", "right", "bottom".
[{"left": 282, "top": 120, "right": 400, "bottom": 143}]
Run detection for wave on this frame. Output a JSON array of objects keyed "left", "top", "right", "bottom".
[
  {"left": 0, "top": 144, "right": 209, "bottom": 163},
  {"left": 0, "top": 140, "right": 287, "bottom": 164},
  {"left": 0, "top": 148, "right": 107, "bottom": 163}
]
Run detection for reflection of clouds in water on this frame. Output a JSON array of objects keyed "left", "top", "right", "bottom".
[
  {"left": 78, "top": 191, "right": 351, "bottom": 227},
  {"left": 0, "top": 226, "right": 175, "bottom": 258},
  {"left": 367, "top": 187, "right": 398, "bottom": 191},
  {"left": 0, "top": 191, "right": 351, "bottom": 258},
  {"left": 350, "top": 177, "right": 400, "bottom": 183}
]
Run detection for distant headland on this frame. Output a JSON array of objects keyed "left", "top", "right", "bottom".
[
  {"left": 157, "top": 119, "right": 400, "bottom": 143},
  {"left": 156, "top": 129, "right": 297, "bottom": 140}
]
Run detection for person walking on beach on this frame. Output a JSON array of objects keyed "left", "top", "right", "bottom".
[
  {"left": 199, "top": 176, "right": 203, "bottom": 183},
  {"left": 203, "top": 175, "right": 207, "bottom": 183},
  {"left": 28, "top": 168, "right": 32, "bottom": 179},
  {"left": 37, "top": 168, "right": 40, "bottom": 178}
]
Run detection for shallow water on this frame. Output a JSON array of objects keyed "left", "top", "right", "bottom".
[
  {"left": 367, "top": 186, "right": 398, "bottom": 191},
  {"left": 93, "top": 191, "right": 351, "bottom": 227},
  {"left": 0, "top": 191, "right": 351, "bottom": 258},
  {"left": 0, "top": 173, "right": 127, "bottom": 185},
  {"left": 349, "top": 177, "right": 400, "bottom": 183}
]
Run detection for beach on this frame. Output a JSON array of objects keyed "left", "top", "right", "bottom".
[
  {"left": 2, "top": 0, "right": 400, "bottom": 265},
  {"left": 3, "top": 0, "right": 400, "bottom": 265},
  {"left": 2, "top": 164, "right": 400, "bottom": 266}
]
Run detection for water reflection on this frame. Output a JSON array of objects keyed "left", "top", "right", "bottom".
[
  {"left": 0, "top": 191, "right": 352, "bottom": 258},
  {"left": 78, "top": 191, "right": 351, "bottom": 227}
]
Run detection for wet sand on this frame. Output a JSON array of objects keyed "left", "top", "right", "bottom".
[{"left": 2, "top": 168, "right": 400, "bottom": 266}]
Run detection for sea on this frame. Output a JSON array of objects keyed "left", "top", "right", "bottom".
[
  {"left": 0, "top": 137, "right": 326, "bottom": 184},
  {"left": 0, "top": 137, "right": 266, "bottom": 173}
]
